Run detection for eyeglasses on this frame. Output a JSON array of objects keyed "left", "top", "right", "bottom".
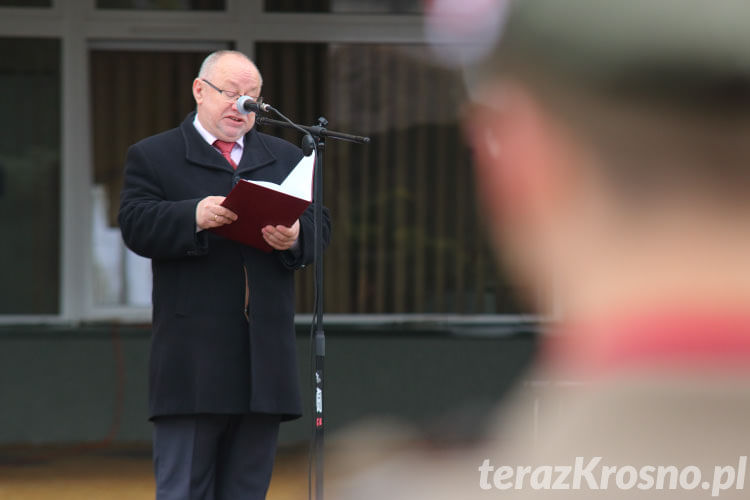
[{"left": 201, "top": 78, "right": 262, "bottom": 104}]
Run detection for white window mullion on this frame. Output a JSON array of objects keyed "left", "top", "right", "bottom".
[
  {"left": 231, "top": 0, "right": 260, "bottom": 59},
  {"left": 60, "top": 0, "right": 93, "bottom": 322}
]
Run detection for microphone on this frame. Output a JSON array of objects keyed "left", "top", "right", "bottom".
[{"left": 236, "top": 95, "right": 272, "bottom": 114}]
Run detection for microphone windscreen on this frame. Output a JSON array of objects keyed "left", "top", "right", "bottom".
[{"left": 236, "top": 95, "right": 256, "bottom": 115}]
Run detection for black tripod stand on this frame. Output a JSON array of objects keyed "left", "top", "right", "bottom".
[{"left": 256, "top": 113, "right": 369, "bottom": 500}]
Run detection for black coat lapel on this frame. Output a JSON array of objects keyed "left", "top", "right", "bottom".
[
  {"left": 180, "top": 112, "right": 276, "bottom": 175},
  {"left": 181, "top": 113, "right": 233, "bottom": 172},
  {"left": 236, "top": 127, "right": 276, "bottom": 174}
]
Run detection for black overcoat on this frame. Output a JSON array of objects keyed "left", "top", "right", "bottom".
[{"left": 119, "top": 113, "right": 330, "bottom": 420}]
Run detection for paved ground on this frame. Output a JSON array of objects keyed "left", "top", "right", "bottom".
[{"left": 0, "top": 443, "right": 309, "bottom": 500}]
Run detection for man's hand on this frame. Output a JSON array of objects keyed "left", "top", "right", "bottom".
[
  {"left": 196, "top": 196, "right": 238, "bottom": 230},
  {"left": 262, "top": 220, "right": 300, "bottom": 251}
]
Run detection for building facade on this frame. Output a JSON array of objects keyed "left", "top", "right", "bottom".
[{"left": 0, "top": 0, "right": 537, "bottom": 444}]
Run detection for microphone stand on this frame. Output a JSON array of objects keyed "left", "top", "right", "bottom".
[{"left": 256, "top": 113, "right": 369, "bottom": 500}]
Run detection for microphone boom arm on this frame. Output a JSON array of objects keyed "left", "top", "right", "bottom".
[{"left": 256, "top": 115, "right": 370, "bottom": 145}]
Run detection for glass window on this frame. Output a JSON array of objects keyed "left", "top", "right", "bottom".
[
  {"left": 0, "top": 37, "right": 60, "bottom": 314},
  {"left": 256, "top": 42, "right": 527, "bottom": 314},
  {"left": 96, "top": 0, "right": 225, "bottom": 10},
  {"left": 89, "top": 48, "right": 216, "bottom": 307},
  {"left": 265, "top": 0, "right": 423, "bottom": 14},
  {"left": 86, "top": 42, "right": 528, "bottom": 315}
]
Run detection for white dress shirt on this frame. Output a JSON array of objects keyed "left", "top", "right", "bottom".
[{"left": 193, "top": 114, "right": 244, "bottom": 166}]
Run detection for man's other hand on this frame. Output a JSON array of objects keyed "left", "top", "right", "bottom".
[{"left": 262, "top": 220, "right": 300, "bottom": 251}]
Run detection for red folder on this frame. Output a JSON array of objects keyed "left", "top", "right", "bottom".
[{"left": 210, "top": 153, "right": 314, "bottom": 252}]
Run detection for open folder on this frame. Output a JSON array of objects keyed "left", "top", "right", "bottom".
[{"left": 210, "top": 151, "right": 315, "bottom": 252}]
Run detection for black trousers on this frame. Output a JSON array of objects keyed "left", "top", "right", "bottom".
[{"left": 152, "top": 413, "right": 281, "bottom": 500}]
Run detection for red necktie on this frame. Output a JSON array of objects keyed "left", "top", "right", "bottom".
[{"left": 214, "top": 140, "right": 237, "bottom": 170}]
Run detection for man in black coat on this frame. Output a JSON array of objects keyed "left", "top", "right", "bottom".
[{"left": 119, "top": 50, "right": 330, "bottom": 500}]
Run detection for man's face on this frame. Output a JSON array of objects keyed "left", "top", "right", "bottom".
[{"left": 192, "top": 54, "right": 262, "bottom": 142}]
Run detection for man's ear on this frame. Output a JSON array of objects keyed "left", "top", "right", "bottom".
[{"left": 192, "top": 78, "right": 204, "bottom": 104}]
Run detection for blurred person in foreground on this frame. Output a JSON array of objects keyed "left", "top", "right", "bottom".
[{"left": 331, "top": 0, "right": 750, "bottom": 498}]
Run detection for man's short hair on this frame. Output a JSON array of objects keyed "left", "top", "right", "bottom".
[{"left": 198, "top": 50, "right": 263, "bottom": 86}]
